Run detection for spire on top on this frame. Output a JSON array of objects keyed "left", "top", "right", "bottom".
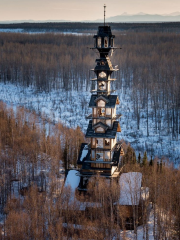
[{"left": 104, "top": 4, "right": 106, "bottom": 26}]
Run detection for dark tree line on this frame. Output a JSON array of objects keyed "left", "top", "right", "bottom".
[{"left": 1, "top": 22, "right": 180, "bottom": 32}]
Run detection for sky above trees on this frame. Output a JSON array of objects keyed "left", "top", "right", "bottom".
[{"left": 0, "top": 0, "right": 180, "bottom": 21}]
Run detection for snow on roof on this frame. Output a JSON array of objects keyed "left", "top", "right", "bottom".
[
  {"left": 119, "top": 172, "right": 142, "bottom": 206},
  {"left": 65, "top": 170, "right": 80, "bottom": 192},
  {"left": 80, "top": 145, "right": 89, "bottom": 162}
]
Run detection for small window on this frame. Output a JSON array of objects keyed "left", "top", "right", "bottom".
[
  {"left": 101, "top": 108, "right": 105, "bottom": 114},
  {"left": 97, "top": 37, "right": 101, "bottom": 48},
  {"left": 106, "top": 108, "right": 111, "bottom": 115},
  {"left": 105, "top": 151, "right": 110, "bottom": 160},
  {"left": 100, "top": 61, "right": 105, "bottom": 66},
  {"left": 91, "top": 150, "right": 95, "bottom": 159},
  {"left": 96, "top": 127, "right": 104, "bottom": 133},
  {"left": 98, "top": 81, "right": 106, "bottom": 91},
  {"left": 104, "top": 37, "right": 108, "bottom": 48},
  {"left": 98, "top": 108, "right": 105, "bottom": 116},
  {"left": 105, "top": 139, "right": 110, "bottom": 146},
  {"left": 97, "top": 138, "right": 103, "bottom": 147},
  {"left": 96, "top": 152, "right": 103, "bottom": 160}
]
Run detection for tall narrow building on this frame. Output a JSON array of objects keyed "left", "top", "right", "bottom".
[{"left": 77, "top": 18, "right": 124, "bottom": 190}]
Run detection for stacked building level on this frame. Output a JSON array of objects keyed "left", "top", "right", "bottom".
[{"left": 77, "top": 25, "right": 124, "bottom": 190}]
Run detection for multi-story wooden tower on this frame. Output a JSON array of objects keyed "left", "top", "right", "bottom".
[{"left": 77, "top": 6, "right": 124, "bottom": 190}]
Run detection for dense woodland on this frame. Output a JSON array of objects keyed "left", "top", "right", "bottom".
[
  {"left": 0, "top": 103, "right": 180, "bottom": 239},
  {"left": 0, "top": 31, "right": 180, "bottom": 139}
]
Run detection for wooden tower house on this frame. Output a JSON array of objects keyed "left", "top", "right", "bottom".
[{"left": 77, "top": 5, "right": 124, "bottom": 190}]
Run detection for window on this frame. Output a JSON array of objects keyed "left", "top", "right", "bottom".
[
  {"left": 96, "top": 152, "right": 103, "bottom": 160},
  {"left": 104, "top": 37, "right": 108, "bottom": 48},
  {"left": 106, "top": 108, "right": 111, "bottom": 115},
  {"left": 105, "top": 151, "right": 110, "bottom": 160},
  {"left": 98, "top": 108, "right": 105, "bottom": 116},
  {"left": 98, "top": 81, "right": 106, "bottom": 91},
  {"left": 97, "top": 37, "right": 101, "bottom": 48},
  {"left": 111, "top": 38, "right": 114, "bottom": 47},
  {"left": 91, "top": 150, "right": 95, "bottom": 159},
  {"left": 105, "top": 139, "right": 110, "bottom": 146},
  {"left": 99, "top": 71, "right": 107, "bottom": 78},
  {"left": 96, "top": 138, "right": 103, "bottom": 147}
]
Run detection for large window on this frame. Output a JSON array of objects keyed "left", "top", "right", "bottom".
[
  {"left": 105, "top": 151, "right": 111, "bottom": 161},
  {"left": 96, "top": 138, "right": 103, "bottom": 148},
  {"left": 106, "top": 108, "right": 111, "bottom": 116},
  {"left": 98, "top": 108, "right": 105, "bottom": 117},
  {"left": 105, "top": 139, "right": 110, "bottom": 146}
]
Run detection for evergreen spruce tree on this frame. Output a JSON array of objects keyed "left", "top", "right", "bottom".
[
  {"left": 160, "top": 159, "right": 163, "bottom": 172},
  {"left": 132, "top": 151, "right": 136, "bottom": 164},
  {"left": 138, "top": 153, "right": 141, "bottom": 164},
  {"left": 149, "top": 155, "right": 153, "bottom": 166},
  {"left": 142, "top": 151, "right": 148, "bottom": 166},
  {"left": 123, "top": 145, "right": 136, "bottom": 164}
]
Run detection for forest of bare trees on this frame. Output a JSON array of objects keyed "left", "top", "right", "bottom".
[
  {"left": 0, "top": 29, "right": 180, "bottom": 238},
  {"left": 0, "top": 103, "right": 179, "bottom": 239},
  {"left": 0, "top": 31, "right": 180, "bottom": 139}
]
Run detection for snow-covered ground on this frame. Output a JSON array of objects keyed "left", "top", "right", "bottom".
[
  {"left": 0, "top": 82, "right": 179, "bottom": 167},
  {"left": 0, "top": 29, "right": 24, "bottom": 33}
]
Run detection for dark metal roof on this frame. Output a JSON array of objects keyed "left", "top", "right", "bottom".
[
  {"left": 86, "top": 114, "right": 122, "bottom": 120},
  {"left": 85, "top": 120, "right": 119, "bottom": 139},
  {"left": 89, "top": 95, "right": 118, "bottom": 108}
]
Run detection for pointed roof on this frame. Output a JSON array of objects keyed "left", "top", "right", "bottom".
[
  {"left": 92, "top": 121, "right": 109, "bottom": 131},
  {"left": 86, "top": 120, "right": 119, "bottom": 139},
  {"left": 89, "top": 95, "right": 119, "bottom": 108},
  {"left": 94, "top": 95, "right": 109, "bottom": 104}
]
